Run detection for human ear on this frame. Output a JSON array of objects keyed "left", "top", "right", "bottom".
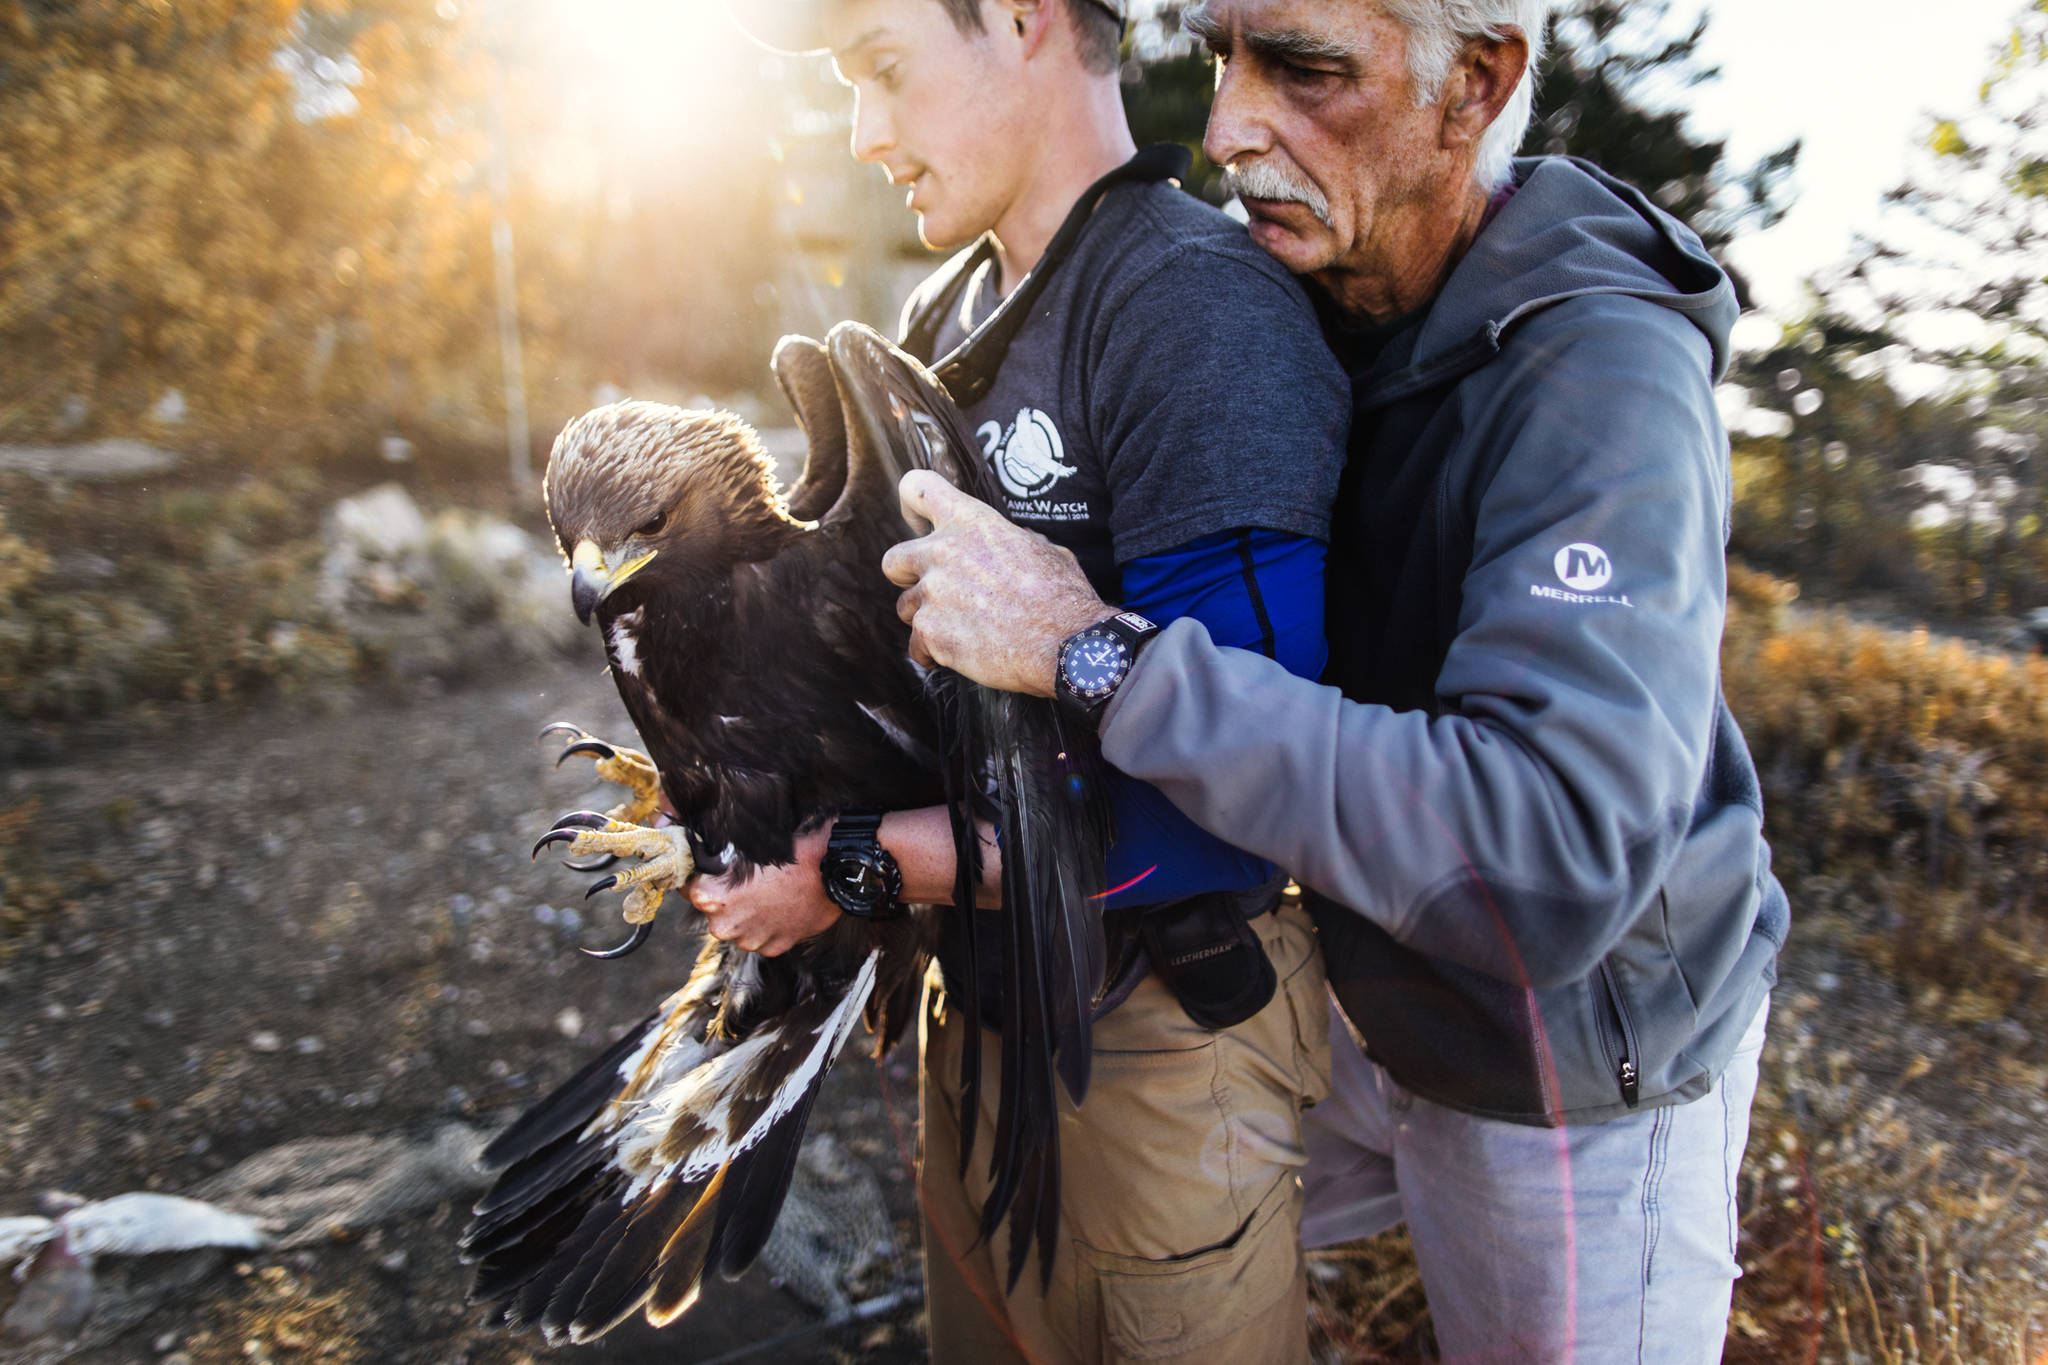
[
  {"left": 1439, "top": 30, "right": 1530, "bottom": 153},
  {"left": 995, "top": 0, "right": 1052, "bottom": 54}
]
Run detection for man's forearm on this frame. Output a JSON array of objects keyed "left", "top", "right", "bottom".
[{"left": 883, "top": 805, "right": 1003, "bottom": 908}]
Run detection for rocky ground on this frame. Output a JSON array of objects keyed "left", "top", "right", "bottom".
[
  {"left": 0, "top": 659, "right": 926, "bottom": 1364},
  {"left": 5, "top": 649, "right": 2046, "bottom": 1362}
]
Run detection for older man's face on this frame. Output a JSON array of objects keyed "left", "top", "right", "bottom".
[{"left": 1189, "top": 0, "right": 1454, "bottom": 297}]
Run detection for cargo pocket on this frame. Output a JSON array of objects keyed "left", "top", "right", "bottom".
[
  {"left": 1081, "top": 1177, "right": 1301, "bottom": 1362},
  {"left": 1279, "top": 956, "right": 1332, "bottom": 1111}
]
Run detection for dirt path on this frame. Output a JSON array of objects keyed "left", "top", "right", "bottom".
[{"left": 0, "top": 662, "right": 926, "bottom": 1364}]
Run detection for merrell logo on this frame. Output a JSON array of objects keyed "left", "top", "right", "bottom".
[
  {"left": 1555, "top": 542, "right": 1613, "bottom": 592},
  {"left": 1531, "top": 584, "right": 1634, "bottom": 607}
]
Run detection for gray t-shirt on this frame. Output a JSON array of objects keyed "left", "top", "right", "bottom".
[{"left": 901, "top": 179, "right": 1348, "bottom": 595}]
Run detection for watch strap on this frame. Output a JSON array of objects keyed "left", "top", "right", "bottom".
[{"left": 825, "top": 811, "right": 885, "bottom": 858}]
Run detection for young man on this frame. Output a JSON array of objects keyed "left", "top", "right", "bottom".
[
  {"left": 882, "top": 0, "right": 1784, "bottom": 1360},
  {"left": 710, "top": 1, "right": 1350, "bottom": 1360}
]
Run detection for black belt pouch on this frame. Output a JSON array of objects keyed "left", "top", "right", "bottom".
[{"left": 1139, "top": 882, "right": 1283, "bottom": 1031}]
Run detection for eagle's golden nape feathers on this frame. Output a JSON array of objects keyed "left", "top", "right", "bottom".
[{"left": 543, "top": 400, "right": 806, "bottom": 552}]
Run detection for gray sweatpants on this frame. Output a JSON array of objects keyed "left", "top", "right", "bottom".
[{"left": 1301, "top": 995, "right": 1769, "bottom": 1364}]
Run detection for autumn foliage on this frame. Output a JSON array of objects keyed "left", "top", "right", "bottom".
[{"left": 1724, "top": 563, "right": 2048, "bottom": 1011}]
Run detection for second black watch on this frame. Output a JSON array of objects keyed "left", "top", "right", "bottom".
[
  {"left": 1055, "top": 610, "right": 1160, "bottom": 721},
  {"left": 819, "top": 812, "right": 906, "bottom": 920}
]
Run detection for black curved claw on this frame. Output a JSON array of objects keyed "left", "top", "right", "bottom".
[
  {"left": 561, "top": 853, "right": 620, "bottom": 873},
  {"left": 584, "top": 874, "right": 619, "bottom": 900},
  {"left": 580, "top": 920, "right": 654, "bottom": 960},
  {"left": 554, "top": 739, "right": 619, "bottom": 769},
  {"left": 530, "top": 811, "right": 611, "bottom": 861},
  {"left": 538, "top": 720, "right": 594, "bottom": 744}
]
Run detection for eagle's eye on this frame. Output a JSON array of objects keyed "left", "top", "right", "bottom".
[{"left": 636, "top": 510, "right": 668, "bottom": 537}]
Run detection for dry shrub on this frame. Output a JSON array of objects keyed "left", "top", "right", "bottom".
[
  {"left": 1723, "top": 566, "right": 2048, "bottom": 1022},
  {"left": 0, "top": 797, "right": 72, "bottom": 959},
  {"left": 0, "top": 476, "right": 361, "bottom": 742},
  {"left": 1740, "top": 997, "right": 2048, "bottom": 1365}
]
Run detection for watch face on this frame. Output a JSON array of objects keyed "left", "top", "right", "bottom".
[{"left": 1062, "top": 631, "right": 1129, "bottom": 699}]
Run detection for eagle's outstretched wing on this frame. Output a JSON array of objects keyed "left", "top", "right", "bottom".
[{"left": 828, "top": 321, "right": 1114, "bottom": 1288}]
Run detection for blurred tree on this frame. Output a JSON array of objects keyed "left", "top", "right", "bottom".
[
  {"left": 1735, "top": 0, "right": 2048, "bottom": 617},
  {"left": 0, "top": 1, "right": 817, "bottom": 472},
  {"left": 1119, "top": 0, "right": 1801, "bottom": 280},
  {"left": 0, "top": 0, "right": 500, "bottom": 460},
  {"left": 1522, "top": 0, "right": 1798, "bottom": 301},
  {"left": 1121, "top": 3, "right": 1228, "bottom": 203}
]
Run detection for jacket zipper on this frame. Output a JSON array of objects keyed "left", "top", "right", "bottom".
[{"left": 1596, "top": 960, "right": 1642, "bottom": 1108}]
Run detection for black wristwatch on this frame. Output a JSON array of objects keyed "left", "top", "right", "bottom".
[
  {"left": 819, "top": 812, "right": 906, "bottom": 920},
  {"left": 1055, "top": 611, "right": 1161, "bottom": 722}
]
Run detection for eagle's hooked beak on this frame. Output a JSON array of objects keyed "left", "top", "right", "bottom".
[{"left": 569, "top": 539, "right": 658, "bottom": 625}]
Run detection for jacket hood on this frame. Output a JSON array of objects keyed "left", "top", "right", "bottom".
[{"left": 1404, "top": 156, "right": 1739, "bottom": 386}]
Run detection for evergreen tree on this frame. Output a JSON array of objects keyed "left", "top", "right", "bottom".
[{"left": 1522, "top": 0, "right": 1798, "bottom": 301}]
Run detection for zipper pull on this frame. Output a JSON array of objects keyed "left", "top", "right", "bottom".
[{"left": 1618, "top": 1057, "right": 1640, "bottom": 1108}]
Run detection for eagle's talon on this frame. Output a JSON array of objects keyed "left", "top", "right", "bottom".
[
  {"left": 550, "top": 810, "right": 614, "bottom": 831},
  {"left": 547, "top": 726, "right": 664, "bottom": 827},
  {"left": 561, "top": 852, "right": 620, "bottom": 874},
  {"left": 533, "top": 819, "right": 694, "bottom": 958},
  {"left": 578, "top": 920, "right": 654, "bottom": 959},
  {"left": 555, "top": 739, "right": 619, "bottom": 768}
]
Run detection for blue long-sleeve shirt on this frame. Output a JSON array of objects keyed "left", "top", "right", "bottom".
[{"left": 1097, "top": 528, "right": 1327, "bottom": 909}]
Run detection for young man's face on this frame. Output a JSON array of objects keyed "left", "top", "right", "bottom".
[{"left": 826, "top": 0, "right": 1030, "bottom": 250}]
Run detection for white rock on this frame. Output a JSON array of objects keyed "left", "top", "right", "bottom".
[
  {"left": 56, "top": 1193, "right": 270, "bottom": 1261},
  {"left": 0, "top": 1215, "right": 56, "bottom": 1272}
]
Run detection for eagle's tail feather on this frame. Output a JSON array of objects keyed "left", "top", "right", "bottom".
[
  {"left": 460, "top": 1156, "right": 616, "bottom": 1261},
  {"left": 468, "top": 947, "right": 879, "bottom": 1339},
  {"left": 477, "top": 1008, "right": 664, "bottom": 1172},
  {"left": 643, "top": 1164, "right": 731, "bottom": 1326},
  {"left": 710, "top": 1074, "right": 821, "bottom": 1280},
  {"left": 553, "top": 1173, "right": 704, "bottom": 1342},
  {"left": 467, "top": 1174, "right": 612, "bottom": 1306},
  {"left": 470, "top": 1127, "right": 612, "bottom": 1227},
  {"left": 501, "top": 1193, "right": 618, "bottom": 1332}
]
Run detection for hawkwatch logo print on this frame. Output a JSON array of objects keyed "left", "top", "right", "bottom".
[
  {"left": 1531, "top": 541, "right": 1634, "bottom": 607},
  {"left": 980, "top": 408, "right": 1080, "bottom": 500}
]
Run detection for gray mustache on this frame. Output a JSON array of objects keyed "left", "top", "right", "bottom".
[{"left": 1223, "top": 161, "right": 1334, "bottom": 228}]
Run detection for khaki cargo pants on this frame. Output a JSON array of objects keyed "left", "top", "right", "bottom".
[{"left": 918, "top": 902, "right": 1331, "bottom": 1364}]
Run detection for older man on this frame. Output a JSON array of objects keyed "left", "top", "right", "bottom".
[{"left": 884, "top": 0, "right": 1785, "bottom": 1359}]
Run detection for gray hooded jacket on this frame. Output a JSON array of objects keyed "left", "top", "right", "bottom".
[{"left": 1099, "top": 157, "right": 1787, "bottom": 1126}]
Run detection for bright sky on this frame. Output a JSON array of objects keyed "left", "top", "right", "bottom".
[{"left": 1687, "top": 0, "right": 2024, "bottom": 317}]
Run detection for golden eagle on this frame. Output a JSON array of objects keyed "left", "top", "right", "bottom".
[{"left": 459, "top": 324, "right": 1109, "bottom": 1343}]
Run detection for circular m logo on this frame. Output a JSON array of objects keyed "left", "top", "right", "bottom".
[{"left": 1555, "top": 543, "right": 1613, "bottom": 592}]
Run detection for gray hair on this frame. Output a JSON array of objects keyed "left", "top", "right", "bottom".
[{"left": 1379, "top": 0, "right": 1550, "bottom": 190}]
